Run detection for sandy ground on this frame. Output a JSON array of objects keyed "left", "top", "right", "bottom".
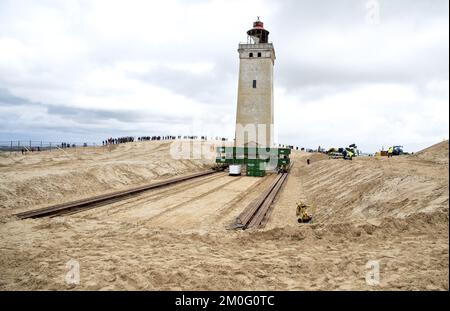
[{"left": 0, "top": 140, "right": 448, "bottom": 290}]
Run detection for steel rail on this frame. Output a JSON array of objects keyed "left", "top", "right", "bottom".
[
  {"left": 248, "top": 170, "right": 289, "bottom": 228},
  {"left": 232, "top": 174, "right": 283, "bottom": 229},
  {"left": 229, "top": 162, "right": 293, "bottom": 230},
  {"left": 15, "top": 168, "right": 222, "bottom": 219}
]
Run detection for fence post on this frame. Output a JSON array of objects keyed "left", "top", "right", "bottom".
[
  {"left": 50, "top": 142, "right": 52, "bottom": 152},
  {"left": 29, "top": 140, "right": 31, "bottom": 150},
  {"left": 10, "top": 140, "right": 12, "bottom": 154}
]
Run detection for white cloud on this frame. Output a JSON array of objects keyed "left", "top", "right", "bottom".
[
  {"left": 0, "top": 0, "right": 448, "bottom": 152},
  {"left": 275, "top": 80, "right": 449, "bottom": 151}
]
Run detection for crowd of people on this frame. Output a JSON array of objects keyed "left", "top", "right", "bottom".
[
  {"left": 278, "top": 144, "right": 301, "bottom": 150},
  {"left": 16, "top": 135, "right": 231, "bottom": 156},
  {"left": 60, "top": 142, "right": 75, "bottom": 148},
  {"left": 102, "top": 135, "right": 229, "bottom": 145}
]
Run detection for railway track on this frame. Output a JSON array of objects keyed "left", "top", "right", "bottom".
[
  {"left": 228, "top": 163, "right": 293, "bottom": 230},
  {"left": 84, "top": 172, "right": 228, "bottom": 218},
  {"left": 15, "top": 163, "right": 292, "bottom": 229},
  {"left": 14, "top": 168, "right": 222, "bottom": 219}
]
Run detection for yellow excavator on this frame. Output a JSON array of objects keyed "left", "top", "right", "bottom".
[{"left": 296, "top": 202, "right": 312, "bottom": 223}]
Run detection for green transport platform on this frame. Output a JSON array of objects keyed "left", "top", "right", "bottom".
[{"left": 215, "top": 147, "right": 291, "bottom": 177}]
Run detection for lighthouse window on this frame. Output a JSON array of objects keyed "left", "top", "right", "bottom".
[
  {"left": 257, "top": 52, "right": 261, "bottom": 57},
  {"left": 253, "top": 80, "right": 257, "bottom": 88},
  {"left": 249, "top": 53, "right": 253, "bottom": 57}
]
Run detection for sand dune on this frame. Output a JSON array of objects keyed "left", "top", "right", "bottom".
[
  {"left": 415, "top": 140, "right": 449, "bottom": 164},
  {"left": 0, "top": 140, "right": 448, "bottom": 290},
  {"left": 0, "top": 141, "right": 218, "bottom": 217}
]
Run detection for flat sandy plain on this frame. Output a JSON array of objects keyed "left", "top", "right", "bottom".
[{"left": 0, "top": 140, "right": 448, "bottom": 290}]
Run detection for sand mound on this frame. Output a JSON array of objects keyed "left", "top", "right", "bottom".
[
  {"left": 248, "top": 210, "right": 448, "bottom": 242},
  {"left": 415, "top": 140, "right": 449, "bottom": 164},
  {"left": 268, "top": 148, "right": 449, "bottom": 228},
  {"left": 0, "top": 141, "right": 219, "bottom": 217}
]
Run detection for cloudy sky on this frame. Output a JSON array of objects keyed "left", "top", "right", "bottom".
[{"left": 0, "top": 0, "right": 448, "bottom": 152}]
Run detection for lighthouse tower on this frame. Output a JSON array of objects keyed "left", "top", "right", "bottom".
[{"left": 235, "top": 18, "right": 275, "bottom": 148}]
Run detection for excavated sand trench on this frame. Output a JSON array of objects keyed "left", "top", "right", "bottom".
[{"left": 0, "top": 140, "right": 448, "bottom": 290}]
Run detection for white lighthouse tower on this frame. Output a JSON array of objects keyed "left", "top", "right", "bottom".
[{"left": 235, "top": 18, "right": 275, "bottom": 148}]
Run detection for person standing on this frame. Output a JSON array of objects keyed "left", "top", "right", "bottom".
[{"left": 388, "top": 146, "right": 393, "bottom": 158}]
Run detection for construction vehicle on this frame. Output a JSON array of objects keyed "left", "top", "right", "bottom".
[
  {"left": 296, "top": 202, "right": 312, "bottom": 223},
  {"left": 392, "top": 146, "right": 404, "bottom": 155},
  {"left": 327, "top": 144, "right": 357, "bottom": 160},
  {"left": 343, "top": 147, "right": 355, "bottom": 160},
  {"left": 376, "top": 146, "right": 405, "bottom": 157},
  {"left": 327, "top": 148, "right": 343, "bottom": 159}
]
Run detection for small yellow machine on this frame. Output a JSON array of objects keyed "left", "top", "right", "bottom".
[{"left": 296, "top": 202, "right": 312, "bottom": 223}]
